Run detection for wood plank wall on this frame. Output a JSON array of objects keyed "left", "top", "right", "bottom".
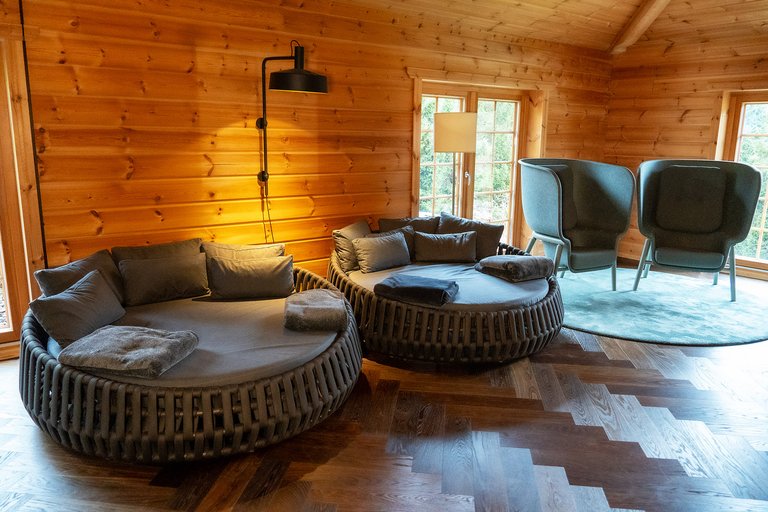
[
  {"left": 606, "top": 12, "right": 768, "bottom": 261},
  {"left": 20, "top": 0, "right": 611, "bottom": 274}
]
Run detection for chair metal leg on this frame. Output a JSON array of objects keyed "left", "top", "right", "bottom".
[
  {"left": 525, "top": 237, "right": 537, "bottom": 254},
  {"left": 729, "top": 246, "right": 736, "bottom": 302},
  {"left": 611, "top": 263, "right": 617, "bottom": 291},
  {"left": 553, "top": 244, "right": 564, "bottom": 273},
  {"left": 633, "top": 239, "right": 651, "bottom": 291},
  {"left": 713, "top": 272, "right": 719, "bottom": 285},
  {"left": 560, "top": 269, "right": 566, "bottom": 278}
]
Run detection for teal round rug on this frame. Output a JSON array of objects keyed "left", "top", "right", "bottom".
[{"left": 557, "top": 268, "right": 768, "bottom": 346}]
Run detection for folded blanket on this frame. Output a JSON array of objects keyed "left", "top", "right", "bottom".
[
  {"left": 58, "top": 325, "right": 198, "bottom": 379},
  {"left": 285, "top": 288, "right": 348, "bottom": 332},
  {"left": 373, "top": 274, "right": 459, "bottom": 307},
  {"left": 474, "top": 255, "right": 554, "bottom": 283}
]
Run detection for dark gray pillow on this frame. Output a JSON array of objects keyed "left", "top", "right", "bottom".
[
  {"left": 34, "top": 249, "right": 124, "bottom": 303},
  {"left": 332, "top": 220, "right": 371, "bottom": 272},
  {"left": 437, "top": 212, "right": 504, "bottom": 259},
  {"left": 207, "top": 255, "right": 294, "bottom": 299},
  {"left": 59, "top": 325, "right": 198, "bottom": 379},
  {"left": 414, "top": 231, "right": 477, "bottom": 262},
  {"left": 202, "top": 241, "right": 284, "bottom": 260},
  {"left": 119, "top": 253, "right": 209, "bottom": 306},
  {"left": 111, "top": 238, "right": 202, "bottom": 263},
  {"left": 29, "top": 270, "right": 125, "bottom": 347},
  {"left": 365, "top": 225, "right": 415, "bottom": 260},
  {"left": 475, "top": 255, "right": 554, "bottom": 283},
  {"left": 378, "top": 216, "right": 439, "bottom": 234},
  {"left": 352, "top": 231, "right": 411, "bottom": 273}
]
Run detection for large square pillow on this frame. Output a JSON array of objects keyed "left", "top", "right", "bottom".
[
  {"left": 34, "top": 249, "right": 124, "bottom": 303},
  {"left": 414, "top": 231, "right": 477, "bottom": 262},
  {"left": 207, "top": 255, "right": 294, "bottom": 299},
  {"left": 29, "top": 270, "right": 125, "bottom": 347},
  {"left": 202, "top": 241, "right": 284, "bottom": 260},
  {"left": 437, "top": 212, "right": 504, "bottom": 259},
  {"left": 111, "top": 238, "right": 202, "bottom": 263},
  {"left": 119, "top": 252, "right": 209, "bottom": 306},
  {"left": 332, "top": 220, "right": 371, "bottom": 272},
  {"left": 352, "top": 231, "right": 411, "bottom": 273},
  {"left": 378, "top": 216, "right": 440, "bottom": 234}
]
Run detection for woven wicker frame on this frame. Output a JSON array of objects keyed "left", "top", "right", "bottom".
[
  {"left": 328, "top": 244, "right": 563, "bottom": 363},
  {"left": 19, "top": 268, "right": 362, "bottom": 463}
]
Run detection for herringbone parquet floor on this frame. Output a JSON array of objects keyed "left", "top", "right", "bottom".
[{"left": 2, "top": 327, "right": 768, "bottom": 511}]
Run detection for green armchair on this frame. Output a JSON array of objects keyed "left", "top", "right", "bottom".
[
  {"left": 519, "top": 158, "right": 635, "bottom": 290},
  {"left": 632, "top": 159, "right": 761, "bottom": 301}
]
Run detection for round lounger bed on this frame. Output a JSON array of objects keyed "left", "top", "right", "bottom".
[
  {"left": 328, "top": 243, "right": 564, "bottom": 363},
  {"left": 19, "top": 268, "right": 362, "bottom": 464}
]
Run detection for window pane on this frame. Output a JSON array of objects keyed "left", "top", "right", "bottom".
[
  {"left": 493, "top": 163, "right": 512, "bottom": 191},
  {"left": 435, "top": 196, "right": 453, "bottom": 215},
  {"left": 435, "top": 166, "right": 454, "bottom": 196},
  {"left": 473, "top": 194, "right": 492, "bottom": 221},
  {"left": 492, "top": 193, "right": 510, "bottom": 220},
  {"left": 422, "top": 97, "right": 436, "bottom": 131},
  {"left": 478, "top": 101, "right": 495, "bottom": 131},
  {"left": 475, "top": 163, "right": 492, "bottom": 192},
  {"left": 476, "top": 133, "right": 493, "bottom": 161},
  {"left": 420, "top": 166, "right": 433, "bottom": 197},
  {"left": 739, "top": 136, "right": 768, "bottom": 167},
  {"left": 493, "top": 133, "right": 513, "bottom": 162},
  {"left": 495, "top": 101, "right": 516, "bottom": 131},
  {"left": 742, "top": 103, "right": 768, "bottom": 134},
  {"left": 419, "top": 198, "right": 433, "bottom": 217}
]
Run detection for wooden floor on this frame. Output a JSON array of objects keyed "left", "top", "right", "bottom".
[{"left": 2, "top": 328, "right": 768, "bottom": 510}]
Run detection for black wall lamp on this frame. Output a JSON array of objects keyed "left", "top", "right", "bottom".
[{"left": 256, "top": 40, "right": 328, "bottom": 197}]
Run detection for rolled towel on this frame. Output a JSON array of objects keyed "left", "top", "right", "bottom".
[
  {"left": 474, "top": 255, "right": 554, "bottom": 283},
  {"left": 285, "top": 288, "right": 348, "bottom": 332},
  {"left": 58, "top": 325, "right": 198, "bottom": 379},
  {"left": 373, "top": 274, "right": 459, "bottom": 307}
]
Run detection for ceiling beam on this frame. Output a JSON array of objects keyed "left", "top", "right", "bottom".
[{"left": 609, "top": 0, "right": 672, "bottom": 54}]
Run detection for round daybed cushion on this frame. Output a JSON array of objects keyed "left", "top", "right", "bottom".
[
  {"left": 47, "top": 297, "right": 339, "bottom": 388},
  {"left": 19, "top": 268, "right": 362, "bottom": 463},
  {"left": 347, "top": 262, "right": 550, "bottom": 312},
  {"left": 329, "top": 244, "right": 563, "bottom": 363}
]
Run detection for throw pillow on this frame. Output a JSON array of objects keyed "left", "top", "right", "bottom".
[
  {"left": 364, "top": 225, "right": 416, "bottom": 260},
  {"left": 413, "top": 231, "right": 477, "bottom": 262},
  {"left": 29, "top": 270, "right": 126, "bottom": 347},
  {"left": 119, "top": 252, "right": 209, "bottom": 306},
  {"left": 34, "top": 249, "right": 124, "bottom": 303},
  {"left": 437, "top": 212, "right": 504, "bottom": 259},
  {"left": 352, "top": 231, "right": 411, "bottom": 273},
  {"left": 202, "top": 241, "right": 284, "bottom": 260},
  {"left": 207, "top": 255, "right": 294, "bottom": 299},
  {"left": 475, "top": 255, "right": 555, "bottom": 283},
  {"left": 378, "top": 216, "right": 440, "bottom": 234},
  {"left": 331, "top": 220, "right": 371, "bottom": 272},
  {"left": 111, "top": 238, "right": 202, "bottom": 263}
]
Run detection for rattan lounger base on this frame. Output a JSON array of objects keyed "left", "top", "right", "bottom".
[
  {"left": 19, "top": 268, "right": 362, "bottom": 464},
  {"left": 328, "top": 244, "right": 563, "bottom": 363}
]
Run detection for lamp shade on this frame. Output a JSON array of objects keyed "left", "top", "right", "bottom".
[
  {"left": 434, "top": 112, "right": 478, "bottom": 153},
  {"left": 269, "top": 68, "right": 328, "bottom": 93}
]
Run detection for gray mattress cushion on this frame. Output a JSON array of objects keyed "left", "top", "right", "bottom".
[
  {"left": 51, "top": 296, "right": 339, "bottom": 387},
  {"left": 348, "top": 262, "right": 549, "bottom": 311}
]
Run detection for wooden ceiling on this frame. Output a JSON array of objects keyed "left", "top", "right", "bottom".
[{"left": 343, "top": 0, "right": 768, "bottom": 54}]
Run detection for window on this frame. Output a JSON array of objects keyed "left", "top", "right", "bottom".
[
  {"left": 416, "top": 85, "right": 523, "bottom": 245},
  {"left": 723, "top": 93, "right": 768, "bottom": 270}
]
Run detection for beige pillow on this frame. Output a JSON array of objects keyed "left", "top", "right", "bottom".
[
  {"left": 352, "top": 231, "right": 411, "bottom": 273},
  {"left": 414, "top": 231, "right": 477, "bottom": 262},
  {"left": 207, "top": 255, "right": 294, "bottom": 299},
  {"left": 29, "top": 270, "right": 125, "bottom": 347},
  {"left": 332, "top": 220, "right": 371, "bottom": 272},
  {"left": 34, "top": 249, "right": 124, "bottom": 303},
  {"left": 437, "top": 212, "right": 504, "bottom": 259},
  {"left": 202, "top": 241, "right": 284, "bottom": 260},
  {"left": 119, "top": 253, "right": 209, "bottom": 306}
]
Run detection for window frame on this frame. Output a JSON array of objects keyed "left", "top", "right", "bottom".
[
  {"left": 413, "top": 80, "right": 538, "bottom": 248},
  {"left": 721, "top": 91, "right": 768, "bottom": 275}
]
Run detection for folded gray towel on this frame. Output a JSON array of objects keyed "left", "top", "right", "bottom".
[
  {"left": 58, "top": 325, "right": 198, "bottom": 379},
  {"left": 474, "top": 255, "right": 554, "bottom": 283},
  {"left": 373, "top": 274, "right": 459, "bottom": 307},
  {"left": 284, "top": 289, "right": 348, "bottom": 331}
]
